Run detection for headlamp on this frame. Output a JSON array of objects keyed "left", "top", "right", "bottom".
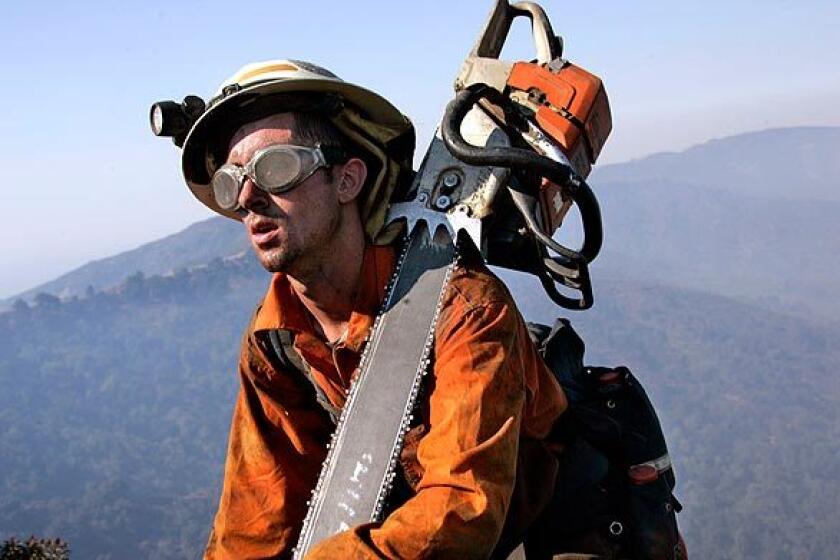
[{"left": 149, "top": 95, "right": 206, "bottom": 147}]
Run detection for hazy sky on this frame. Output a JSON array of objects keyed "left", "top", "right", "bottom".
[{"left": 1, "top": 0, "right": 838, "bottom": 298}]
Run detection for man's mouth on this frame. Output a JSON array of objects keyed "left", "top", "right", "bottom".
[{"left": 248, "top": 220, "right": 279, "bottom": 247}]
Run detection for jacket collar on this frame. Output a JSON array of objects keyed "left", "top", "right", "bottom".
[{"left": 253, "top": 244, "right": 396, "bottom": 351}]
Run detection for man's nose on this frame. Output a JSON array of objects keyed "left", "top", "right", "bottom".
[{"left": 238, "top": 177, "right": 270, "bottom": 212}]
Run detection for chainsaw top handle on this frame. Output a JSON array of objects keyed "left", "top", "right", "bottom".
[{"left": 470, "top": 0, "right": 562, "bottom": 64}]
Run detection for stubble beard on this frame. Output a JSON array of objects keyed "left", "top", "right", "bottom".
[
  {"left": 252, "top": 206, "right": 342, "bottom": 277},
  {"left": 255, "top": 242, "right": 300, "bottom": 274}
]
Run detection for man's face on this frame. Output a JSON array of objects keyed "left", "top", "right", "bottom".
[{"left": 226, "top": 113, "right": 343, "bottom": 275}]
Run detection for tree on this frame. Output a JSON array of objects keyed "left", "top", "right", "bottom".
[
  {"left": 32, "top": 293, "right": 60, "bottom": 310},
  {"left": 123, "top": 271, "right": 147, "bottom": 301},
  {"left": 0, "top": 537, "right": 70, "bottom": 560}
]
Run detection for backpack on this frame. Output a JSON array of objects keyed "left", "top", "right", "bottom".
[{"left": 521, "top": 319, "right": 686, "bottom": 560}]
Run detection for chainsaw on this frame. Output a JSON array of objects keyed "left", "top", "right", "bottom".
[{"left": 292, "top": 0, "right": 612, "bottom": 556}]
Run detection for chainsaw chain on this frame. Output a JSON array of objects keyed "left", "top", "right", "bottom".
[{"left": 372, "top": 242, "right": 458, "bottom": 520}]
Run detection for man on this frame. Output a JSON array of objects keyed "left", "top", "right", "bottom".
[{"left": 177, "top": 60, "right": 568, "bottom": 559}]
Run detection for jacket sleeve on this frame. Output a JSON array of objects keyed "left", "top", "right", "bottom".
[
  {"left": 205, "top": 327, "right": 334, "bottom": 560},
  {"left": 306, "top": 295, "right": 531, "bottom": 559}
]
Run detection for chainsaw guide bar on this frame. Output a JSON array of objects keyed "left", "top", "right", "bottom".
[{"left": 293, "top": 223, "right": 457, "bottom": 558}]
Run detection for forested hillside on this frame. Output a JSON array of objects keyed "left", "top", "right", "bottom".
[
  {"left": 591, "top": 177, "right": 840, "bottom": 322},
  {"left": 0, "top": 257, "right": 268, "bottom": 558},
  {"left": 2, "top": 253, "right": 839, "bottom": 558}
]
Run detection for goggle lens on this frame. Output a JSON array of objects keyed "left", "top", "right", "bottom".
[
  {"left": 212, "top": 167, "right": 243, "bottom": 210},
  {"left": 253, "top": 148, "right": 304, "bottom": 191}
]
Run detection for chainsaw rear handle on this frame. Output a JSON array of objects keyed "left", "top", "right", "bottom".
[
  {"left": 441, "top": 85, "right": 603, "bottom": 264},
  {"left": 470, "top": 0, "right": 562, "bottom": 64},
  {"left": 512, "top": 187, "right": 596, "bottom": 309}
]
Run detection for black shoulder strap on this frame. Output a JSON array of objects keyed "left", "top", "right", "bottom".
[
  {"left": 268, "top": 329, "right": 307, "bottom": 373},
  {"left": 527, "top": 318, "right": 586, "bottom": 385},
  {"left": 266, "top": 329, "right": 341, "bottom": 425}
]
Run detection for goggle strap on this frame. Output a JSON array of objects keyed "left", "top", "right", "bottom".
[{"left": 319, "top": 145, "right": 349, "bottom": 165}]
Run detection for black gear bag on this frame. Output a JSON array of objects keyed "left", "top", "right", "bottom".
[{"left": 523, "top": 319, "right": 686, "bottom": 560}]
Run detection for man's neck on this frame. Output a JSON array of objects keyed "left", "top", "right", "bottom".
[{"left": 287, "top": 229, "right": 366, "bottom": 344}]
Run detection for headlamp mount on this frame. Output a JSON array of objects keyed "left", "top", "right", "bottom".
[{"left": 149, "top": 95, "right": 206, "bottom": 147}]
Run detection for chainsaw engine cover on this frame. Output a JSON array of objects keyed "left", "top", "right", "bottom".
[{"left": 508, "top": 61, "right": 612, "bottom": 177}]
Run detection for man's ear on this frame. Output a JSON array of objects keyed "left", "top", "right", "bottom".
[{"left": 335, "top": 157, "right": 367, "bottom": 204}]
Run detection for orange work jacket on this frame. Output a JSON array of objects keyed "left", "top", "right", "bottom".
[{"left": 204, "top": 244, "right": 568, "bottom": 559}]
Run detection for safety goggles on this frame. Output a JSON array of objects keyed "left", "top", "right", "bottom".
[{"left": 211, "top": 144, "right": 347, "bottom": 210}]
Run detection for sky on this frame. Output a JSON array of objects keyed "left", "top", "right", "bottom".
[{"left": 1, "top": 0, "right": 839, "bottom": 298}]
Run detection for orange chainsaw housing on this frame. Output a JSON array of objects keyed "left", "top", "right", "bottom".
[
  {"left": 507, "top": 61, "right": 612, "bottom": 179},
  {"left": 506, "top": 60, "right": 612, "bottom": 233}
]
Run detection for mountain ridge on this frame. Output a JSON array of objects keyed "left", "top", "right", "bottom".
[
  {"left": 0, "top": 216, "right": 247, "bottom": 311},
  {"left": 592, "top": 126, "right": 840, "bottom": 202},
  {"left": 6, "top": 126, "right": 837, "bottom": 311}
]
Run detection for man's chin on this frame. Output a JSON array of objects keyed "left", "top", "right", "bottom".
[{"left": 255, "top": 247, "right": 294, "bottom": 274}]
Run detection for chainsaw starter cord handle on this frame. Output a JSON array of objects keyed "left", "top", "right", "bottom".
[{"left": 441, "top": 85, "right": 603, "bottom": 263}]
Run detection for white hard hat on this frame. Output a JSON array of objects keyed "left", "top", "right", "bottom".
[{"left": 181, "top": 59, "right": 415, "bottom": 242}]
